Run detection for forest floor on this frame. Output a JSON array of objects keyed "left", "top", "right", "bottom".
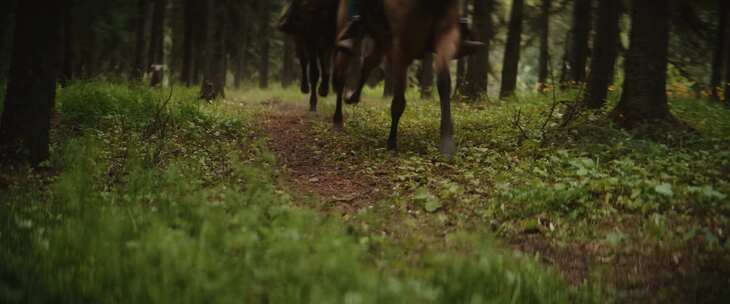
[
  {"left": 2, "top": 83, "right": 729, "bottom": 303},
  {"left": 251, "top": 86, "right": 730, "bottom": 303}
]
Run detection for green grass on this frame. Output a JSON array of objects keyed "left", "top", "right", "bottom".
[
  {"left": 0, "top": 82, "right": 595, "bottom": 303},
  {"left": 269, "top": 85, "right": 729, "bottom": 301}
]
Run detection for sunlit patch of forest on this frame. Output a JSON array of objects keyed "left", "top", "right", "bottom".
[{"left": 1, "top": 0, "right": 729, "bottom": 303}]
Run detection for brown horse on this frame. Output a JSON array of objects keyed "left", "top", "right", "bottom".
[
  {"left": 332, "top": 0, "right": 463, "bottom": 157},
  {"left": 279, "top": 0, "right": 339, "bottom": 112}
]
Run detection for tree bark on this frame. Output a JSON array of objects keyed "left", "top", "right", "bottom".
[
  {"left": 583, "top": 0, "right": 621, "bottom": 109},
  {"left": 200, "top": 0, "right": 226, "bottom": 100},
  {"left": 499, "top": 0, "right": 524, "bottom": 99},
  {"left": 258, "top": 1, "right": 271, "bottom": 89},
  {"left": 420, "top": 53, "right": 434, "bottom": 99},
  {"left": 464, "top": 0, "right": 494, "bottom": 101},
  {"left": 0, "top": 0, "right": 63, "bottom": 164},
  {"left": 711, "top": 0, "right": 728, "bottom": 101},
  {"left": 724, "top": 4, "right": 730, "bottom": 104},
  {"left": 234, "top": 34, "right": 248, "bottom": 89},
  {"left": 131, "top": 0, "right": 148, "bottom": 82},
  {"left": 569, "top": 0, "right": 592, "bottom": 83},
  {"left": 453, "top": 0, "right": 467, "bottom": 97},
  {"left": 193, "top": 0, "right": 210, "bottom": 85},
  {"left": 148, "top": 0, "right": 167, "bottom": 87},
  {"left": 281, "top": 37, "right": 295, "bottom": 87},
  {"left": 537, "top": 0, "right": 551, "bottom": 92},
  {"left": 60, "top": 1, "right": 74, "bottom": 86},
  {"left": 612, "top": 0, "right": 678, "bottom": 128},
  {"left": 180, "top": 0, "right": 194, "bottom": 86}
]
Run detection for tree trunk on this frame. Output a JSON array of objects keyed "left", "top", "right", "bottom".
[
  {"left": 200, "top": 0, "right": 226, "bottom": 100},
  {"left": 60, "top": 2, "right": 74, "bottom": 86},
  {"left": 454, "top": 0, "right": 466, "bottom": 96},
  {"left": 258, "top": 1, "right": 271, "bottom": 89},
  {"left": 612, "top": 0, "right": 678, "bottom": 128},
  {"left": 499, "top": 0, "right": 524, "bottom": 99},
  {"left": 281, "top": 37, "right": 295, "bottom": 87},
  {"left": 148, "top": 0, "right": 167, "bottom": 87},
  {"left": 0, "top": 0, "right": 63, "bottom": 164},
  {"left": 420, "top": 53, "right": 434, "bottom": 99},
  {"left": 0, "top": 1, "right": 15, "bottom": 80},
  {"left": 131, "top": 0, "right": 148, "bottom": 82},
  {"left": 583, "top": 0, "right": 621, "bottom": 109},
  {"left": 464, "top": 0, "right": 494, "bottom": 101},
  {"left": 537, "top": 0, "right": 551, "bottom": 92},
  {"left": 180, "top": 0, "right": 194, "bottom": 86},
  {"left": 725, "top": 5, "right": 730, "bottom": 104},
  {"left": 569, "top": 0, "right": 592, "bottom": 83},
  {"left": 193, "top": 0, "right": 210, "bottom": 85},
  {"left": 234, "top": 34, "right": 248, "bottom": 89},
  {"left": 711, "top": 0, "right": 728, "bottom": 101}
]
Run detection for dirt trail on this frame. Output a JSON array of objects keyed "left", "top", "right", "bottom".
[
  {"left": 258, "top": 100, "right": 722, "bottom": 303},
  {"left": 262, "top": 101, "right": 386, "bottom": 215}
]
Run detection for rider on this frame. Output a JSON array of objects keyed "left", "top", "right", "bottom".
[
  {"left": 279, "top": 0, "right": 483, "bottom": 56},
  {"left": 336, "top": 0, "right": 484, "bottom": 56}
]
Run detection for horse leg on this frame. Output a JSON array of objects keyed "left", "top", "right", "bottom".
[
  {"left": 387, "top": 45, "right": 411, "bottom": 151},
  {"left": 318, "top": 46, "right": 332, "bottom": 97},
  {"left": 434, "top": 17, "right": 460, "bottom": 157},
  {"left": 308, "top": 45, "right": 320, "bottom": 112},
  {"left": 332, "top": 50, "right": 351, "bottom": 129},
  {"left": 296, "top": 39, "right": 310, "bottom": 94},
  {"left": 346, "top": 44, "right": 384, "bottom": 105}
]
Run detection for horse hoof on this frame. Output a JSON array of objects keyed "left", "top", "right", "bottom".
[
  {"left": 319, "top": 86, "right": 330, "bottom": 97},
  {"left": 345, "top": 96, "right": 360, "bottom": 105}
]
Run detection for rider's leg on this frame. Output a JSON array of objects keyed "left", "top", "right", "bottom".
[{"left": 336, "top": 0, "right": 363, "bottom": 53}]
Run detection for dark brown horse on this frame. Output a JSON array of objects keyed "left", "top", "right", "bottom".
[
  {"left": 332, "top": 0, "right": 463, "bottom": 157},
  {"left": 279, "top": 0, "right": 339, "bottom": 112}
]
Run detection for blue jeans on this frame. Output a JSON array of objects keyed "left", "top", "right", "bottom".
[{"left": 348, "top": 0, "right": 361, "bottom": 19}]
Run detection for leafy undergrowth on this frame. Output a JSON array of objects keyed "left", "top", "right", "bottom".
[
  {"left": 259, "top": 85, "right": 730, "bottom": 302},
  {"left": 0, "top": 82, "right": 597, "bottom": 303}
]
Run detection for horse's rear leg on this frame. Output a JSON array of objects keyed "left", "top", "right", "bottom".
[
  {"left": 332, "top": 50, "right": 351, "bottom": 129},
  {"left": 434, "top": 21, "right": 460, "bottom": 157},
  {"left": 346, "top": 45, "right": 384, "bottom": 105},
  {"left": 318, "top": 47, "right": 332, "bottom": 98},
  {"left": 296, "top": 40, "right": 310, "bottom": 94},
  {"left": 387, "top": 45, "right": 411, "bottom": 151},
  {"left": 308, "top": 46, "right": 320, "bottom": 112}
]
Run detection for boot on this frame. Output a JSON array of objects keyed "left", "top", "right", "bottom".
[
  {"left": 456, "top": 18, "right": 485, "bottom": 58},
  {"left": 336, "top": 16, "right": 363, "bottom": 54}
]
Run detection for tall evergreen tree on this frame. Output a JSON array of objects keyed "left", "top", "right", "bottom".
[
  {"left": 258, "top": 0, "right": 271, "bottom": 89},
  {"left": 500, "top": 0, "right": 525, "bottom": 99},
  {"left": 148, "top": 0, "right": 167, "bottom": 87},
  {"left": 537, "top": 0, "right": 551, "bottom": 92},
  {"left": 612, "top": 0, "right": 679, "bottom": 127},
  {"left": 131, "top": 0, "right": 149, "bottom": 81},
  {"left": 711, "top": 0, "right": 728, "bottom": 101},
  {"left": 583, "top": 0, "right": 621, "bottom": 108},
  {"left": 180, "top": 0, "right": 194, "bottom": 86},
  {"left": 724, "top": 4, "right": 730, "bottom": 104},
  {"left": 569, "top": 0, "right": 592, "bottom": 83},
  {"left": 0, "top": 0, "right": 64, "bottom": 164},
  {"left": 464, "top": 0, "right": 494, "bottom": 101}
]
